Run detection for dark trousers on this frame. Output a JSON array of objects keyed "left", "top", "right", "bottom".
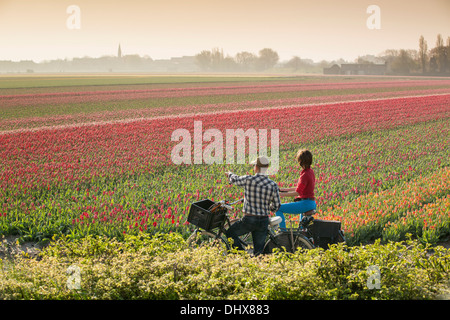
[{"left": 225, "top": 215, "right": 269, "bottom": 256}]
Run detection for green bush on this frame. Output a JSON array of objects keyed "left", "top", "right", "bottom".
[{"left": 0, "top": 233, "right": 449, "bottom": 300}]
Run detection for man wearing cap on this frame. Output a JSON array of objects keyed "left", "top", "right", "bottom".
[{"left": 225, "top": 156, "right": 281, "bottom": 256}]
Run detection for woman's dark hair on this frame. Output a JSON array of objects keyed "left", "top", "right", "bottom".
[{"left": 296, "top": 149, "right": 313, "bottom": 169}]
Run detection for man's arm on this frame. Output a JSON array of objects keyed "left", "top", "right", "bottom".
[{"left": 226, "top": 171, "right": 249, "bottom": 186}]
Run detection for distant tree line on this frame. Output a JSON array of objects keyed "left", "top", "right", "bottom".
[
  {"left": 0, "top": 55, "right": 198, "bottom": 73},
  {"left": 359, "top": 34, "right": 450, "bottom": 75},
  {"left": 418, "top": 34, "right": 449, "bottom": 74},
  {"left": 195, "top": 34, "right": 450, "bottom": 75},
  {"left": 195, "top": 48, "right": 280, "bottom": 72}
]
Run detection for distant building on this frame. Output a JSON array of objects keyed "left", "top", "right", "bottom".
[
  {"left": 323, "top": 64, "right": 341, "bottom": 75},
  {"left": 323, "top": 63, "right": 387, "bottom": 75}
]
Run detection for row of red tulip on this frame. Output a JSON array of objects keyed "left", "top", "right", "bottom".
[{"left": 1, "top": 94, "right": 448, "bottom": 193}]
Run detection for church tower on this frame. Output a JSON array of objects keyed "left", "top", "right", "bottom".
[{"left": 118, "top": 44, "right": 122, "bottom": 58}]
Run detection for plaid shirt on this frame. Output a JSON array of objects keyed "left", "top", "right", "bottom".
[{"left": 228, "top": 173, "right": 281, "bottom": 216}]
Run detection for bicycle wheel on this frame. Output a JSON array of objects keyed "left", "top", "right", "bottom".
[
  {"left": 263, "top": 231, "right": 314, "bottom": 254},
  {"left": 187, "top": 229, "right": 230, "bottom": 252}
]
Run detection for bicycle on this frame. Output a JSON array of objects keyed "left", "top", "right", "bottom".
[{"left": 186, "top": 198, "right": 318, "bottom": 255}]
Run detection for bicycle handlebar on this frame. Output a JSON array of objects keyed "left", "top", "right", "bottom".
[
  {"left": 218, "top": 198, "right": 244, "bottom": 211},
  {"left": 228, "top": 198, "right": 244, "bottom": 205},
  {"left": 222, "top": 204, "right": 234, "bottom": 210}
]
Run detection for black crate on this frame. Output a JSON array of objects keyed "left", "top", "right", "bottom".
[
  {"left": 310, "top": 219, "right": 342, "bottom": 249},
  {"left": 187, "top": 199, "right": 227, "bottom": 231}
]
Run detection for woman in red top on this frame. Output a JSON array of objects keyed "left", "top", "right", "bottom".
[{"left": 276, "top": 149, "right": 316, "bottom": 230}]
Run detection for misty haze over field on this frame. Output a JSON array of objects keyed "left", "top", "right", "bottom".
[{"left": 0, "top": 0, "right": 449, "bottom": 74}]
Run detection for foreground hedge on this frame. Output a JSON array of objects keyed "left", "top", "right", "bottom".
[{"left": 0, "top": 233, "right": 449, "bottom": 300}]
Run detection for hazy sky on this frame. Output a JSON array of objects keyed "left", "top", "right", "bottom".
[{"left": 0, "top": 0, "right": 449, "bottom": 62}]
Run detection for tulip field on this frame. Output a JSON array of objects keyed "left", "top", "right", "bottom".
[{"left": 1, "top": 75, "right": 450, "bottom": 246}]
